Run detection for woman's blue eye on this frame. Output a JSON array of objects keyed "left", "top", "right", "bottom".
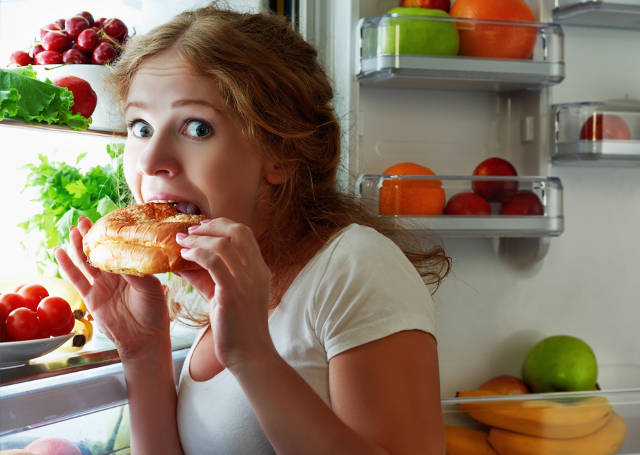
[
  {"left": 130, "top": 120, "right": 153, "bottom": 138},
  {"left": 184, "top": 120, "right": 212, "bottom": 138}
]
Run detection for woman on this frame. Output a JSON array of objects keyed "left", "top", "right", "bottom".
[{"left": 56, "top": 4, "right": 451, "bottom": 454}]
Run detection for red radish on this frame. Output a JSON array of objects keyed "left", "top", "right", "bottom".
[
  {"left": 52, "top": 76, "right": 98, "bottom": 118},
  {"left": 9, "top": 50, "right": 32, "bottom": 66}
]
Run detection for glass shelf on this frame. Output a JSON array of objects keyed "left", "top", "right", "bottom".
[
  {"left": 357, "top": 14, "right": 565, "bottom": 91},
  {"left": 0, "top": 119, "right": 126, "bottom": 138},
  {"left": 553, "top": 0, "right": 640, "bottom": 29},
  {"left": 553, "top": 101, "right": 640, "bottom": 165},
  {"left": 355, "top": 174, "right": 564, "bottom": 238},
  {"left": 442, "top": 388, "right": 640, "bottom": 453}
]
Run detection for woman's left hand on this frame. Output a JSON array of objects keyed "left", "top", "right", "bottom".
[{"left": 176, "top": 218, "right": 276, "bottom": 373}]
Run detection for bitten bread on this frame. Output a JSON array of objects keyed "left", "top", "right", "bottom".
[{"left": 83, "top": 202, "right": 207, "bottom": 276}]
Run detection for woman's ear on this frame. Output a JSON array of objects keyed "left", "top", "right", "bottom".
[{"left": 263, "top": 159, "right": 291, "bottom": 185}]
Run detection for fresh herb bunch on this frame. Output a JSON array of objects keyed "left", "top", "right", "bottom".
[{"left": 19, "top": 143, "right": 132, "bottom": 275}]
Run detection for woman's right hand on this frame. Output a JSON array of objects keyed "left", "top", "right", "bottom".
[{"left": 54, "top": 216, "right": 171, "bottom": 361}]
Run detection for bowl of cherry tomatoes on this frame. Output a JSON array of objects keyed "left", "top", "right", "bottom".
[{"left": 0, "top": 284, "right": 76, "bottom": 367}]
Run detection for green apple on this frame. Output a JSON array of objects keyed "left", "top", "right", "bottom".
[
  {"left": 379, "top": 7, "right": 459, "bottom": 56},
  {"left": 522, "top": 335, "right": 598, "bottom": 393}
]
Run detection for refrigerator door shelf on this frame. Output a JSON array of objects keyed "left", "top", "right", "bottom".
[
  {"left": 357, "top": 15, "right": 565, "bottom": 92},
  {"left": 442, "top": 388, "right": 640, "bottom": 453},
  {"left": 553, "top": 101, "right": 640, "bottom": 165},
  {"left": 355, "top": 175, "right": 564, "bottom": 238},
  {"left": 553, "top": 0, "right": 640, "bottom": 29}
]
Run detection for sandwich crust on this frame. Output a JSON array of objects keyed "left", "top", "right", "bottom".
[{"left": 82, "top": 202, "right": 207, "bottom": 276}]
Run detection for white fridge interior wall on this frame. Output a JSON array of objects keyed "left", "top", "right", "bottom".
[{"left": 327, "top": 0, "right": 640, "bottom": 397}]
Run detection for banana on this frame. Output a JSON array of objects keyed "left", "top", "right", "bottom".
[
  {"left": 445, "top": 425, "right": 497, "bottom": 455},
  {"left": 457, "top": 390, "right": 612, "bottom": 438},
  {"left": 487, "top": 412, "right": 627, "bottom": 455},
  {"left": 58, "top": 314, "right": 93, "bottom": 353}
]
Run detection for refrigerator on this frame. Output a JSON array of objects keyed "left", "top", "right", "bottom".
[{"left": 1, "top": 0, "right": 639, "bottom": 452}]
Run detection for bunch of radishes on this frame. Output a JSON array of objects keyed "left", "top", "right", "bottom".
[{"left": 9, "top": 11, "right": 129, "bottom": 67}]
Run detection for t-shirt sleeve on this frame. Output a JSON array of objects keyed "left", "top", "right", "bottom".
[{"left": 312, "top": 226, "right": 437, "bottom": 360}]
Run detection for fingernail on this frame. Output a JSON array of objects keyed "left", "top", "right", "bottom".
[
  {"left": 187, "top": 225, "right": 198, "bottom": 233},
  {"left": 70, "top": 225, "right": 76, "bottom": 232},
  {"left": 176, "top": 232, "right": 187, "bottom": 241}
]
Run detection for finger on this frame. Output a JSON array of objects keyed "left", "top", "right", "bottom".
[
  {"left": 121, "top": 274, "right": 165, "bottom": 299},
  {"left": 77, "top": 216, "right": 93, "bottom": 236},
  {"left": 180, "top": 247, "right": 235, "bottom": 294},
  {"left": 54, "top": 247, "right": 92, "bottom": 298},
  {"left": 176, "top": 233, "right": 244, "bottom": 278},
  {"left": 187, "top": 218, "right": 258, "bottom": 267},
  {"left": 177, "top": 270, "right": 215, "bottom": 300},
  {"left": 69, "top": 226, "right": 101, "bottom": 282}
]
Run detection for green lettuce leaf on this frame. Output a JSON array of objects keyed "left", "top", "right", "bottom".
[{"left": 0, "top": 68, "right": 91, "bottom": 129}]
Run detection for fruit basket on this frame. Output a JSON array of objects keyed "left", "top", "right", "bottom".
[
  {"left": 553, "top": 0, "right": 640, "bottom": 30},
  {"left": 357, "top": 14, "right": 565, "bottom": 91},
  {"left": 553, "top": 101, "right": 640, "bottom": 165},
  {"left": 442, "top": 388, "right": 640, "bottom": 454},
  {"left": 355, "top": 174, "right": 564, "bottom": 237}
]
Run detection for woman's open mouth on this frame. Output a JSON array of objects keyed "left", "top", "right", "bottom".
[{"left": 148, "top": 199, "right": 202, "bottom": 215}]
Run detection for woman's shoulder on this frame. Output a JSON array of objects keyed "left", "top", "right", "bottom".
[{"left": 325, "top": 223, "right": 407, "bottom": 264}]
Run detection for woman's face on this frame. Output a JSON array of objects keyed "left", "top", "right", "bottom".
[{"left": 123, "top": 49, "right": 279, "bottom": 235}]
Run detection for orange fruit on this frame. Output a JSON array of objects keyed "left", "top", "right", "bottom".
[
  {"left": 379, "top": 162, "right": 445, "bottom": 216},
  {"left": 450, "top": 0, "right": 537, "bottom": 59}
]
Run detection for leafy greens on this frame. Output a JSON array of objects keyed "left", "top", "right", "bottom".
[
  {"left": 19, "top": 143, "right": 132, "bottom": 274},
  {"left": 0, "top": 66, "right": 91, "bottom": 130}
]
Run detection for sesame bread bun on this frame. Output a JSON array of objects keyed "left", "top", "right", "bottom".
[{"left": 82, "top": 202, "right": 206, "bottom": 276}]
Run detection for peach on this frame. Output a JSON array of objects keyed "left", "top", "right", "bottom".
[
  {"left": 479, "top": 374, "right": 530, "bottom": 395},
  {"left": 24, "top": 438, "right": 81, "bottom": 455}
]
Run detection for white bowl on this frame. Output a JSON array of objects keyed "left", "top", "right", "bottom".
[
  {"left": 31, "top": 64, "right": 126, "bottom": 133},
  {"left": 0, "top": 333, "right": 75, "bottom": 368}
]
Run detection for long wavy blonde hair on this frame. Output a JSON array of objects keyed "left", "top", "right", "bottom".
[{"left": 108, "top": 3, "right": 451, "bottom": 326}]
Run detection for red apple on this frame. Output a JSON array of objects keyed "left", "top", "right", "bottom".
[
  {"left": 444, "top": 192, "right": 491, "bottom": 215},
  {"left": 579, "top": 114, "right": 631, "bottom": 141},
  {"left": 52, "top": 76, "right": 97, "bottom": 118},
  {"left": 479, "top": 375, "right": 530, "bottom": 395},
  {"left": 499, "top": 191, "right": 544, "bottom": 216},
  {"left": 472, "top": 157, "right": 518, "bottom": 203},
  {"left": 401, "top": 0, "right": 451, "bottom": 12}
]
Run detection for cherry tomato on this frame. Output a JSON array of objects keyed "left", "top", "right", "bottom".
[
  {"left": 50, "top": 312, "right": 75, "bottom": 336},
  {"left": 37, "top": 296, "right": 72, "bottom": 332},
  {"left": 6, "top": 308, "right": 40, "bottom": 341},
  {"left": 0, "top": 293, "right": 28, "bottom": 312},
  {"left": 19, "top": 284, "right": 50, "bottom": 312}
]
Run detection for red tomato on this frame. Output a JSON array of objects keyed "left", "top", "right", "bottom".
[
  {"left": 579, "top": 114, "right": 631, "bottom": 141},
  {"left": 50, "top": 311, "right": 75, "bottom": 336},
  {"left": 19, "top": 284, "right": 50, "bottom": 312},
  {"left": 37, "top": 296, "right": 72, "bottom": 332},
  {"left": 6, "top": 308, "right": 40, "bottom": 341},
  {"left": 0, "top": 293, "right": 28, "bottom": 312}
]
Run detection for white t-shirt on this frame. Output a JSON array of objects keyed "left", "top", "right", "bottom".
[{"left": 176, "top": 224, "right": 436, "bottom": 454}]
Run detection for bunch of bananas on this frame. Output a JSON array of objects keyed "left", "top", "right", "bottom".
[{"left": 446, "top": 390, "right": 627, "bottom": 455}]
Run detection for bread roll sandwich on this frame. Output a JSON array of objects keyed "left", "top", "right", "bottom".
[{"left": 82, "top": 202, "right": 207, "bottom": 276}]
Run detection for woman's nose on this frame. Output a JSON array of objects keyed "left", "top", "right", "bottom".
[{"left": 137, "top": 134, "right": 179, "bottom": 177}]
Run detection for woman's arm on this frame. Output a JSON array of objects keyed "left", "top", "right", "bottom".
[
  {"left": 123, "top": 335, "right": 184, "bottom": 455},
  {"left": 232, "top": 329, "right": 444, "bottom": 455}
]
